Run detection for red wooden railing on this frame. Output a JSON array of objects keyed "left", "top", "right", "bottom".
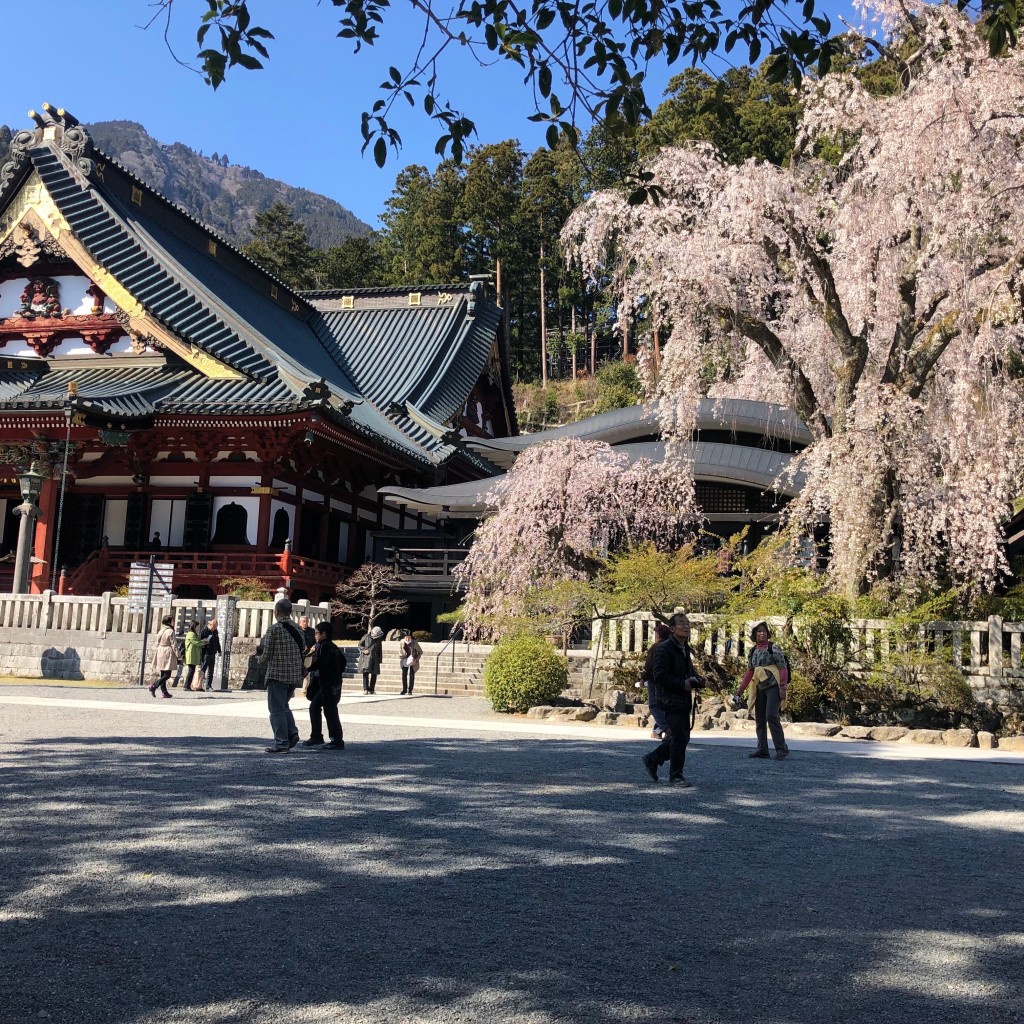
[{"left": 64, "top": 547, "right": 342, "bottom": 596}]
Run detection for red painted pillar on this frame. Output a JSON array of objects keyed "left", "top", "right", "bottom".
[
  {"left": 30, "top": 478, "right": 58, "bottom": 593},
  {"left": 256, "top": 488, "right": 272, "bottom": 552}
]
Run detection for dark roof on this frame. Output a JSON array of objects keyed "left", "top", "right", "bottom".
[{"left": 308, "top": 285, "right": 503, "bottom": 426}]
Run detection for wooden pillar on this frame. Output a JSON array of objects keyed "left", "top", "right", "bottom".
[
  {"left": 292, "top": 485, "right": 304, "bottom": 556},
  {"left": 318, "top": 496, "right": 330, "bottom": 561},
  {"left": 30, "top": 478, "right": 59, "bottom": 594},
  {"left": 256, "top": 485, "right": 272, "bottom": 552}
]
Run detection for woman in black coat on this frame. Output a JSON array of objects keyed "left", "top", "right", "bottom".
[{"left": 304, "top": 621, "right": 347, "bottom": 749}]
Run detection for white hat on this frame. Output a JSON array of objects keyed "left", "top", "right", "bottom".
[{"left": 370, "top": 626, "right": 384, "bottom": 638}]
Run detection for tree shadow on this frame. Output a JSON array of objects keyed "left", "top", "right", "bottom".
[
  {"left": 1, "top": 733, "right": 1022, "bottom": 1024},
  {"left": 40, "top": 646, "right": 83, "bottom": 680}
]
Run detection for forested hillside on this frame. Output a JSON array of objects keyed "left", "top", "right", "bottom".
[{"left": 0, "top": 120, "right": 370, "bottom": 248}]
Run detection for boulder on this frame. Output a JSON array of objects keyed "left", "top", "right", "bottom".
[
  {"left": 697, "top": 714, "right": 715, "bottom": 731},
  {"left": 942, "top": 728, "right": 977, "bottom": 748},
  {"left": 867, "top": 726, "right": 909, "bottom": 742},
  {"left": 840, "top": 726, "right": 873, "bottom": 740},
  {"left": 595, "top": 711, "right": 619, "bottom": 726},
  {"left": 977, "top": 731, "right": 996, "bottom": 750},
  {"left": 733, "top": 709, "right": 750, "bottom": 720},
  {"left": 996, "top": 735, "right": 1024, "bottom": 751},
  {"left": 603, "top": 689, "right": 628, "bottom": 713},
  {"left": 527, "top": 706, "right": 554, "bottom": 719},
  {"left": 562, "top": 707, "right": 597, "bottom": 722},
  {"left": 902, "top": 729, "right": 944, "bottom": 744},
  {"left": 790, "top": 722, "right": 841, "bottom": 737}
]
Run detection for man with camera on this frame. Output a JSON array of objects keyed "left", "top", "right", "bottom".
[{"left": 642, "top": 612, "right": 701, "bottom": 787}]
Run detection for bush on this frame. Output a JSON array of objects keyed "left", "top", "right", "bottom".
[
  {"left": 785, "top": 675, "right": 824, "bottom": 721},
  {"left": 483, "top": 635, "right": 569, "bottom": 712},
  {"left": 412, "top": 630, "right": 433, "bottom": 642},
  {"left": 610, "top": 651, "right": 647, "bottom": 701},
  {"left": 593, "top": 360, "right": 643, "bottom": 413},
  {"left": 862, "top": 651, "right": 977, "bottom": 727},
  {"left": 221, "top": 576, "right": 274, "bottom": 601}
]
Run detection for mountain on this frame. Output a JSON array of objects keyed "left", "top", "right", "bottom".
[{"left": 0, "top": 120, "right": 371, "bottom": 249}]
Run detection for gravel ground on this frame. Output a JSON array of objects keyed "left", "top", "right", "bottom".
[{"left": 2, "top": 685, "right": 1023, "bottom": 1024}]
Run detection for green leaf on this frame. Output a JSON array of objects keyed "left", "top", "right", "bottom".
[
  {"left": 373, "top": 137, "right": 387, "bottom": 167},
  {"left": 539, "top": 64, "right": 552, "bottom": 97}
]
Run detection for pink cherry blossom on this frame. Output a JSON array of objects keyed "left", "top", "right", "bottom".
[
  {"left": 455, "top": 437, "right": 699, "bottom": 632},
  {"left": 564, "top": 3, "right": 1024, "bottom": 596}
]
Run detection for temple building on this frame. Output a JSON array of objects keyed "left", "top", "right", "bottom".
[{"left": 0, "top": 107, "right": 515, "bottom": 612}]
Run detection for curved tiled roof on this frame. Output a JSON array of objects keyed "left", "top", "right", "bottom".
[
  {"left": 310, "top": 292, "right": 502, "bottom": 427},
  {"left": 379, "top": 441, "right": 804, "bottom": 516},
  {"left": 464, "top": 399, "right": 812, "bottom": 469}
]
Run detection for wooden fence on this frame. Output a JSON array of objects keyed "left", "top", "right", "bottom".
[{"left": 593, "top": 612, "right": 1024, "bottom": 685}]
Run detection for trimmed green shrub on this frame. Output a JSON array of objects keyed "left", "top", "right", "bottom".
[{"left": 483, "top": 635, "right": 569, "bottom": 712}]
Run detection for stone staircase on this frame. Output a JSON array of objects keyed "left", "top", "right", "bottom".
[{"left": 337, "top": 641, "right": 490, "bottom": 697}]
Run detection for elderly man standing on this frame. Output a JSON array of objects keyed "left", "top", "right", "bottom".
[{"left": 258, "top": 597, "right": 306, "bottom": 753}]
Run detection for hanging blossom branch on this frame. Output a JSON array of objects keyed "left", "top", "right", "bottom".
[
  {"left": 563, "top": 2, "right": 1024, "bottom": 597},
  {"left": 453, "top": 437, "right": 700, "bottom": 637}
]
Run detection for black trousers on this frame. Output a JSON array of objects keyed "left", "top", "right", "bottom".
[
  {"left": 309, "top": 685, "right": 343, "bottom": 743},
  {"left": 401, "top": 665, "right": 416, "bottom": 693},
  {"left": 201, "top": 658, "right": 216, "bottom": 689},
  {"left": 362, "top": 671, "right": 377, "bottom": 694},
  {"left": 648, "top": 703, "right": 692, "bottom": 780}
]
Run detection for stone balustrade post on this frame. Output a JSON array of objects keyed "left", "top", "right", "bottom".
[
  {"left": 100, "top": 591, "right": 113, "bottom": 638},
  {"left": 989, "top": 615, "right": 1004, "bottom": 680}
]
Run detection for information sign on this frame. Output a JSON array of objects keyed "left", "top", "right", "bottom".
[{"left": 128, "top": 561, "right": 174, "bottom": 614}]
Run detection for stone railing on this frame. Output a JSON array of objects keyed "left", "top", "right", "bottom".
[{"left": 0, "top": 590, "right": 330, "bottom": 639}]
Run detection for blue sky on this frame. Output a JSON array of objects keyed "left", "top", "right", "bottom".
[{"left": 1, "top": 0, "right": 858, "bottom": 230}]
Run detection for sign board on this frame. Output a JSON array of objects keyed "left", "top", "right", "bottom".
[
  {"left": 214, "top": 594, "right": 238, "bottom": 689},
  {"left": 128, "top": 561, "right": 174, "bottom": 614}
]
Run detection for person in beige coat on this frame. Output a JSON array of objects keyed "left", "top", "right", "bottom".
[{"left": 148, "top": 615, "right": 178, "bottom": 698}]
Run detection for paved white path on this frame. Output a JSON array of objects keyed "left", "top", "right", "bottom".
[{"left": 2, "top": 690, "right": 1022, "bottom": 764}]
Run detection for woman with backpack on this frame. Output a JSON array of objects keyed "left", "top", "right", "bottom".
[{"left": 734, "top": 621, "right": 791, "bottom": 760}]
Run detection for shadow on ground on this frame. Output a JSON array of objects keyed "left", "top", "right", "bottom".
[{"left": 1, "top": 732, "right": 1022, "bottom": 1024}]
